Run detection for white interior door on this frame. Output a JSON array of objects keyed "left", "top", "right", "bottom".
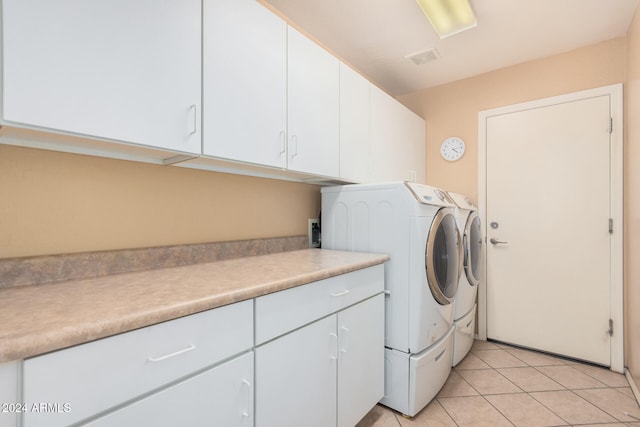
[{"left": 483, "top": 92, "right": 617, "bottom": 367}]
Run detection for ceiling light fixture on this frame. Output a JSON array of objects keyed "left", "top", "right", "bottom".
[{"left": 416, "top": 0, "right": 477, "bottom": 39}]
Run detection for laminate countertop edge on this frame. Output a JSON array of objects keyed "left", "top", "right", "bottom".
[{"left": 0, "top": 249, "right": 389, "bottom": 363}]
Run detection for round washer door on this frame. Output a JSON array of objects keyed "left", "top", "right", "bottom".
[
  {"left": 425, "top": 208, "right": 462, "bottom": 305},
  {"left": 464, "top": 211, "right": 482, "bottom": 287}
]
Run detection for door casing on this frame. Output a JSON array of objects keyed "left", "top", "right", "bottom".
[{"left": 477, "top": 83, "right": 624, "bottom": 373}]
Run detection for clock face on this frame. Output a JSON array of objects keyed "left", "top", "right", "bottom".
[{"left": 441, "top": 137, "right": 465, "bottom": 161}]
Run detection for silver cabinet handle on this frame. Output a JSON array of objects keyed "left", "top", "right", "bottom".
[
  {"left": 291, "top": 135, "right": 298, "bottom": 158},
  {"left": 490, "top": 238, "right": 508, "bottom": 245},
  {"left": 241, "top": 379, "right": 251, "bottom": 418},
  {"left": 340, "top": 326, "right": 349, "bottom": 354},
  {"left": 148, "top": 344, "right": 196, "bottom": 362},
  {"left": 330, "top": 289, "right": 350, "bottom": 297},
  {"left": 188, "top": 104, "right": 197, "bottom": 135},
  {"left": 279, "top": 131, "right": 286, "bottom": 155},
  {"left": 329, "top": 332, "right": 338, "bottom": 360}
]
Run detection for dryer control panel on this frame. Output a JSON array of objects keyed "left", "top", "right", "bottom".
[{"left": 405, "top": 182, "right": 456, "bottom": 207}]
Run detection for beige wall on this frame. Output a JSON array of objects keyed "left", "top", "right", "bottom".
[
  {"left": 398, "top": 37, "right": 626, "bottom": 203},
  {"left": 625, "top": 6, "right": 640, "bottom": 383},
  {"left": 399, "top": 33, "right": 640, "bottom": 374},
  {"left": 0, "top": 145, "right": 321, "bottom": 258}
]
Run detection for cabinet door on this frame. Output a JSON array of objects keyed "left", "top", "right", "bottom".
[
  {"left": 256, "top": 316, "right": 337, "bottom": 427},
  {"left": 398, "top": 105, "right": 426, "bottom": 184},
  {"left": 287, "top": 27, "right": 340, "bottom": 178},
  {"left": 339, "top": 63, "right": 370, "bottom": 183},
  {"left": 1, "top": 0, "right": 201, "bottom": 154},
  {"left": 203, "top": 0, "right": 287, "bottom": 167},
  {"left": 85, "top": 352, "right": 254, "bottom": 427},
  {"left": 337, "top": 294, "right": 385, "bottom": 427},
  {"left": 370, "top": 85, "right": 425, "bottom": 182},
  {"left": 0, "top": 362, "right": 19, "bottom": 427}
]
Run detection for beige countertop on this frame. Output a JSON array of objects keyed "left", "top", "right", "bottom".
[{"left": 0, "top": 249, "right": 388, "bottom": 363}]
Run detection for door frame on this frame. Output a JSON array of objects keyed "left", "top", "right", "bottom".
[{"left": 477, "top": 83, "right": 624, "bottom": 372}]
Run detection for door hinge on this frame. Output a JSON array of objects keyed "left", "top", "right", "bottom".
[
  {"left": 609, "top": 218, "right": 614, "bottom": 234},
  {"left": 608, "top": 319, "right": 614, "bottom": 336},
  {"left": 609, "top": 117, "right": 613, "bottom": 134}
]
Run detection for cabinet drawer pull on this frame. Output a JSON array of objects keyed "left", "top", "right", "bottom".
[
  {"left": 147, "top": 344, "right": 196, "bottom": 362},
  {"left": 330, "top": 289, "right": 350, "bottom": 297}
]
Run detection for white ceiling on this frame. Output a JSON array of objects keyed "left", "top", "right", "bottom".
[{"left": 262, "top": 0, "right": 640, "bottom": 96}]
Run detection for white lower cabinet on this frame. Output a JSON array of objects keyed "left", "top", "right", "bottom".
[
  {"left": 337, "top": 295, "right": 385, "bottom": 427},
  {"left": 85, "top": 352, "right": 254, "bottom": 427},
  {"left": 13, "top": 265, "right": 385, "bottom": 427},
  {"left": 22, "top": 300, "right": 253, "bottom": 427},
  {"left": 256, "top": 315, "right": 337, "bottom": 427},
  {"left": 0, "top": 361, "right": 19, "bottom": 427},
  {"left": 255, "top": 267, "right": 385, "bottom": 427}
]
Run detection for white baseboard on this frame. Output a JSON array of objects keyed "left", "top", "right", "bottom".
[{"left": 626, "top": 370, "right": 640, "bottom": 406}]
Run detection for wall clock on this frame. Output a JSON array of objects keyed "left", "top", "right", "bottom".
[{"left": 440, "top": 137, "right": 465, "bottom": 161}]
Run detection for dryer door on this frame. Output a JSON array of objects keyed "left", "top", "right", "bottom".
[
  {"left": 464, "top": 211, "right": 482, "bottom": 287},
  {"left": 425, "top": 208, "right": 462, "bottom": 305}
]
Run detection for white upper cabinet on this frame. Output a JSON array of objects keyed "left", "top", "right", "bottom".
[
  {"left": 203, "top": 0, "right": 287, "bottom": 168},
  {"left": 339, "top": 63, "right": 371, "bottom": 183},
  {"left": 287, "top": 27, "right": 340, "bottom": 178},
  {"left": 1, "top": 0, "right": 201, "bottom": 154},
  {"left": 370, "top": 85, "right": 425, "bottom": 183}
]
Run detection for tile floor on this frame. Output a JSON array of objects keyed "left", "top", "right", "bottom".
[{"left": 357, "top": 340, "right": 640, "bottom": 427}]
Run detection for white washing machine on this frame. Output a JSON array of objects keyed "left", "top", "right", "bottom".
[
  {"left": 321, "top": 182, "right": 462, "bottom": 417},
  {"left": 447, "top": 192, "right": 483, "bottom": 366}
]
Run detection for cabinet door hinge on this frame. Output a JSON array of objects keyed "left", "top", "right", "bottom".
[
  {"left": 608, "top": 319, "right": 614, "bottom": 336},
  {"left": 609, "top": 218, "right": 614, "bottom": 234},
  {"left": 609, "top": 117, "right": 613, "bottom": 134}
]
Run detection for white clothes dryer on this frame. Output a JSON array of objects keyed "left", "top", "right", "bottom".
[
  {"left": 447, "top": 192, "right": 483, "bottom": 366},
  {"left": 321, "top": 182, "right": 462, "bottom": 417}
]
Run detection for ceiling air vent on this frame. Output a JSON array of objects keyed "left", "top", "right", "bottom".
[{"left": 406, "top": 48, "right": 440, "bottom": 66}]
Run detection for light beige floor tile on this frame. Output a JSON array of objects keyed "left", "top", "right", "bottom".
[
  {"left": 473, "top": 349, "right": 529, "bottom": 368},
  {"left": 504, "top": 347, "right": 568, "bottom": 366},
  {"left": 485, "top": 393, "right": 567, "bottom": 426},
  {"left": 457, "top": 369, "right": 522, "bottom": 395},
  {"left": 454, "top": 352, "right": 492, "bottom": 370},
  {"left": 586, "top": 424, "right": 634, "bottom": 427},
  {"left": 497, "top": 367, "right": 565, "bottom": 392},
  {"left": 438, "top": 396, "right": 512, "bottom": 427},
  {"left": 536, "top": 365, "right": 608, "bottom": 389},
  {"left": 615, "top": 387, "right": 637, "bottom": 399},
  {"left": 356, "top": 404, "right": 400, "bottom": 427},
  {"left": 397, "top": 400, "right": 456, "bottom": 427},
  {"left": 530, "top": 390, "right": 617, "bottom": 424},
  {"left": 570, "top": 363, "right": 630, "bottom": 387},
  {"left": 437, "top": 371, "right": 479, "bottom": 397},
  {"left": 575, "top": 388, "right": 640, "bottom": 422},
  {"left": 471, "top": 340, "right": 502, "bottom": 351}
]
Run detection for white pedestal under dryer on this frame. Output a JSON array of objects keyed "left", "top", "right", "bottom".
[
  {"left": 448, "top": 192, "right": 483, "bottom": 366},
  {"left": 321, "top": 182, "right": 462, "bottom": 417}
]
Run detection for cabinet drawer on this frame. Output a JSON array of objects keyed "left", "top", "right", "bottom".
[
  {"left": 23, "top": 300, "right": 253, "bottom": 427},
  {"left": 84, "top": 352, "right": 254, "bottom": 427},
  {"left": 255, "top": 264, "right": 383, "bottom": 344}
]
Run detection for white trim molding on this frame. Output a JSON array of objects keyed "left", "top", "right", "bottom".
[{"left": 477, "top": 83, "right": 624, "bottom": 373}]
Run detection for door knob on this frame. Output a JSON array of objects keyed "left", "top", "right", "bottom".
[{"left": 490, "top": 238, "right": 508, "bottom": 245}]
